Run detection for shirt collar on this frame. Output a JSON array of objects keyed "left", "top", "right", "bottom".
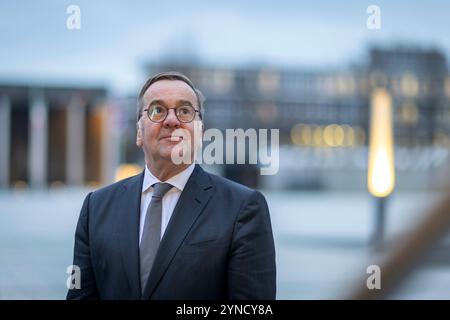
[{"left": 142, "top": 163, "right": 195, "bottom": 193}]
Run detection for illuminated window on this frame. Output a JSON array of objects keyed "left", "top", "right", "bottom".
[
  {"left": 211, "top": 70, "right": 234, "bottom": 94},
  {"left": 445, "top": 76, "right": 450, "bottom": 99},
  {"left": 399, "top": 103, "right": 419, "bottom": 125},
  {"left": 401, "top": 73, "right": 419, "bottom": 97},
  {"left": 257, "top": 71, "right": 279, "bottom": 96}
]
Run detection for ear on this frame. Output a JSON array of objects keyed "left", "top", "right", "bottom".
[{"left": 136, "top": 122, "right": 143, "bottom": 148}]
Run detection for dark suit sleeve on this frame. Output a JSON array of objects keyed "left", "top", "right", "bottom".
[
  {"left": 227, "top": 190, "right": 276, "bottom": 299},
  {"left": 66, "top": 192, "right": 99, "bottom": 299}
]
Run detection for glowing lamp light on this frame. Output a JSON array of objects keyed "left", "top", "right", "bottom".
[{"left": 368, "top": 88, "right": 395, "bottom": 198}]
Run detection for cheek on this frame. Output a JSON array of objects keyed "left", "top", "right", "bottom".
[
  {"left": 181, "top": 124, "right": 196, "bottom": 140},
  {"left": 142, "top": 124, "right": 160, "bottom": 146}
]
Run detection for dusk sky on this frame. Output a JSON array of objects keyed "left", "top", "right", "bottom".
[{"left": 1, "top": 0, "right": 449, "bottom": 94}]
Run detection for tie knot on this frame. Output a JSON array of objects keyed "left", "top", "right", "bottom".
[{"left": 152, "top": 182, "right": 173, "bottom": 199}]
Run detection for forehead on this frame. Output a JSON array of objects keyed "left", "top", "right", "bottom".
[{"left": 142, "top": 79, "right": 197, "bottom": 105}]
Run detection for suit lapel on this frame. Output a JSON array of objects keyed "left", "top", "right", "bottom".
[
  {"left": 115, "top": 171, "right": 144, "bottom": 299},
  {"left": 142, "top": 164, "right": 214, "bottom": 299}
]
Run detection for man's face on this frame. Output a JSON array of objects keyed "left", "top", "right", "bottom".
[{"left": 136, "top": 79, "right": 201, "bottom": 164}]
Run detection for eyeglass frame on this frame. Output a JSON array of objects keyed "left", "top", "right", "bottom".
[{"left": 142, "top": 104, "right": 202, "bottom": 123}]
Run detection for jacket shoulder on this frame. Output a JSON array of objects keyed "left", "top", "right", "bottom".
[
  {"left": 89, "top": 173, "right": 142, "bottom": 201},
  {"left": 203, "top": 168, "right": 258, "bottom": 199}
]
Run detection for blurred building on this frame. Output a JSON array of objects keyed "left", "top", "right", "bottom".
[
  {"left": 1, "top": 45, "right": 449, "bottom": 190},
  {"left": 145, "top": 47, "right": 450, "bottom": 150},
  {"left": 367, "top": 47, "right": 450, "bottom": 147},
  {"left": 0, "top": 84, "right": 118, "bottom": 189},
  {"left": 140, "top": 46, "right": 450, "bottom": 189},
  {"left": 144, "top": 65, "right": 366, "bottom": 145}
]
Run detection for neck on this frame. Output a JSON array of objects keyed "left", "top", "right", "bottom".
[{"left": 146, "top": 157, "right": 192, "bottom": 181}]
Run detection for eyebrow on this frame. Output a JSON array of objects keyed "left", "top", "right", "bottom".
[{"left": 148, "top": 99, "right": 194, "bottom": 108}]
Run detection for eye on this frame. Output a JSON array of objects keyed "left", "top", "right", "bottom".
[
  {"left": 153, "top": 105, "right": 164, "bottom": 114},
  {"left": 178, "top": 106, "right": 192, "bottom": 115},
  {"left": 148, "top": 105, "right": 167, "bottom": 122},
  {"left": 149, "top": 105, "right": 166, "bottom": 118}
]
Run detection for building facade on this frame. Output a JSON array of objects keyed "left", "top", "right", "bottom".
[{"left": 0, "top": 84, "right": 118, "bottom": 189}]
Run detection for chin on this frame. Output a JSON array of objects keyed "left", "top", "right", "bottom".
[
  {"left": 158, "top": 148, "right": 175, "bottom": 160},
  {"left": 160, "top": 147, "right": 194, "bottom": 165}
]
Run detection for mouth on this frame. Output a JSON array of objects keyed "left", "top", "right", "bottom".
[{"left": 160, "top": 135, "right": 184, "bottom": 142}]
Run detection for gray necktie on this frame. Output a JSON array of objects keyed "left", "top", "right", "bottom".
[{"left": 140, "top": 182, "right": 173, "bottom": 294}]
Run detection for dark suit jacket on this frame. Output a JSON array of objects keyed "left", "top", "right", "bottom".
[{"left": 66, "top": 164, "right": 276, "bottom": 300}]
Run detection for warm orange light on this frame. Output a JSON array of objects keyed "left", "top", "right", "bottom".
[
  {"left": 368, "top": 88, "right": 395, "bottom": 197},
  {"left": 115, "top": 164, "right": 142, "bottom": 181}
]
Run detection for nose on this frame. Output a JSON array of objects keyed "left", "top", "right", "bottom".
[{"left": 163, "top": 108, "right": 180, "bottom": 128}]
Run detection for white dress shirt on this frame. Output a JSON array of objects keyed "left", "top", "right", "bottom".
[{"left": 139, "top": 163, "right": 195, "bottom": 245}]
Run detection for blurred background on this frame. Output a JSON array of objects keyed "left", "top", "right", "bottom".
[{"left": 1, "top": 0, "right": 450, "bottom": 299}]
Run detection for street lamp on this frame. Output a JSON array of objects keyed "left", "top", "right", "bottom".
[{"left": 368, "top": 88, "right": 396, "bottom": 247}]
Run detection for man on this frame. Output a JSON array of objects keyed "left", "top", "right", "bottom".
[{"left": 67, "top": 71, "right": 276, "bottom": 300}]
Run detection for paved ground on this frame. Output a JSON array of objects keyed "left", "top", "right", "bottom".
[{"left": 0, "top": 188, "right": 449, "bottom": 299}]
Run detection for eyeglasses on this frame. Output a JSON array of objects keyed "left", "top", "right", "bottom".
[{"left": 143, "top": 104, "right": 201, "bottom": 123}]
